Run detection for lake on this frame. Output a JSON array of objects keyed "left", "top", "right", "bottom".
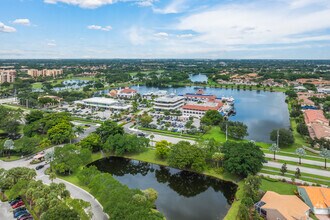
[
  {"left": 89, "top": 157, "right": 237, "bottom": 220},
  {"left": 131, "top": 85, "right": 290, "bottom": 142},
  {"left": 189, "top": 74, "right": 208, "bottom": 83}
]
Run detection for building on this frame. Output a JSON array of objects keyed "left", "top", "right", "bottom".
[
  {"left": 0, "top": 69, "right": 16, "bottom": 83},
  {"left": 304, "top": 110, "right": 329, "bottom": 125},
  {"left": 184, "top": 89, "right": 217, "bottom": 102},
  {"left": 117, "top": 87, "right": 137, "bottom": 99},
  {"left": 254, "top": 191, "right": 310, "bottom": 220},
  {"left": 142, "top": 90, "right": 168, "bottom": 100},
  {"left": 27, "top": 69, "right": 63, "bottom": 78},
  {"left": 317, "top": 87, "right": 330, "bottom": 94},
  {"left": 298, "top": 186, "right": 330, "bottom": 216},
  {"left": 182, "top": 100, "right": 224, "bottom": 118},
  {"left": 74, "top": 97, "right": 131, "bottom": 111},
  {"left": 154, "top": 94, "right": 185, "bottom": 111}
]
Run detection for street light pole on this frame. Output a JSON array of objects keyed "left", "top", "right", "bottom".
[
  {"left": 226, "top": 122, "right": 228, "bottom": 141},
  {"left": 277, "top": 129, "right": 279, "bottom": 148}
]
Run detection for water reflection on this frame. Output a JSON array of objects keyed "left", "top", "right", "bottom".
[{"left": 90, "top": 157, "right": 237, "bottom": 220}]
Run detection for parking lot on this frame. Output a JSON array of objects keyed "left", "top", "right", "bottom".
[
  {"left": 0, "top": 201, "right": 14, "bottom": 220},
  {"left": 150, "top": 113, "right": 200, "bottom": 132}
]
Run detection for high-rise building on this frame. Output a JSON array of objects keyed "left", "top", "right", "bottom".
[
  {"left": 0, "top": 69, "right": 16, "bottom": 83},
  {"left": 27, "top": 69, "right": 63, "bottom": 78}
]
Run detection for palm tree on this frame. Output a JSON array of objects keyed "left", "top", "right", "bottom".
[
  {"left": 295, "top": 147, "right": 306, "bottom": 165},
  {"left": 150, "top": 134, "right": 155, "bottom": 147},
  {"left": 74, "top": 125, "right": 85, "bottom": 137},
  {"left": 3, "top": 139, "right": 14, "bottom": 158},
  {"left": 319, "top": 148, "right": 330, "bottom": 169},
  {"left": 212, "top": 152, "right": 225, "bottom": 167},
  {"left": 49, "top": 172, "right": 57, "bottom": 183},
  {"left": 269, "top": 143, "right": 280, "bottom": 160}
]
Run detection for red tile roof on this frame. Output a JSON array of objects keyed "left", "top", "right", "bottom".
[
  {"left": 120, "top": 88, "right": 137, "bottom": 94},
  {"left": 304, "top": 110, "right": 329, "bottom": 125},
  {"left": 309, "top": 124, "right": 330, "bottom": 140},
  {"left": 182, "top": 101, "right": 223, "bottom": 111}
]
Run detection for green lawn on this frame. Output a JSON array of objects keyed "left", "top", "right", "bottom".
[
  {"left": 260, "top": 178, "right": 296, "bottom": 195},
  {"left": 32, "top": 82, "right": 42, "bottom": 89}
]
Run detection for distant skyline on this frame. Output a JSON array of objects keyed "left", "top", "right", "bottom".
[{"left": 1, "top": 0, "right": 330, "bottom": 59}]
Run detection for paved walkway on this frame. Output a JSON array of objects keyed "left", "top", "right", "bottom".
[
  {"left": 265, "top": 161, "right": 330, "bottom": 177},
  {"left": 0, "top": 201, "right": 14, "bottom": 220}
]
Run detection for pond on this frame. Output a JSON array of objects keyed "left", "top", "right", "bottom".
[
  {"left": 89, "top": 157, "right": 237, "bottom": 220},
  {"left": 130, "top": 86, "right": 290, "bottom": 142},
  {"left": 189, "top": 74, "right": 208, "bottom": 83}
]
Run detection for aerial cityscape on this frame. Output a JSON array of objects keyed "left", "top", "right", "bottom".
[{"left": 0, "top": 1, "right": 330, "bottom": 220}]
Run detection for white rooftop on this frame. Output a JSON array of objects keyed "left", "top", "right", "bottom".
[
  {"left": 155, "top": 95, "right": 185, "bottom": 103},
  {"left": 82, "top": 97, "right": 118, "bottom": 105}
]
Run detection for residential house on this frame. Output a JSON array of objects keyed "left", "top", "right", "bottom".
[{"left": 298, "top": 186, "right": 330, "bottom": 217}]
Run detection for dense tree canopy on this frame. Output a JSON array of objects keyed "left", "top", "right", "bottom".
[
  {"left": 201, "top": 110, "right": 223, "bottom": 126},
  {"left": 104, "top": 133, "right": 149, "bottom": 155},
  {"left": 222, "top": 141, "right": 265, "bottom": 177},
  {"left": 220, "top": 121, "right": 249, "bottom": 140},
  {"left": 168, "top": 141, "right": 206, "bottom": 172},
  {"left": 96, "top": 120, "right": 124, "bottom": 143},
  {"left": 79, "top": 133, "right": 102, "bottom": 152}
]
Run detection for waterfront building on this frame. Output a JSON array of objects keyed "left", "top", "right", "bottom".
[
  {"left": 298, "top": 186, "right": 330, "bottom": 216},
  {"left": 182, "top": 100, "right": 223, "bottom": 118},
  {"left": 142, "top": 90, "right": 167, "bottom": 100},
  {"left": 27, "top": 69, "right": 63, "bottom": 78},
  {"left": 117, "top": 87, "right": 137, "bottom": 99},
  {"left": 254, "top": 191, "right": 310, "bottom": 220},
  {"left": 0, "top": 69, "right": 16, "bottom": 83},
  {"left": 154, "top": 94, "right": 185, "bottom": 111},
  {"left": 74, "top": 97, "right": 131, "bottom": 111},
  {"left": 184, "top": 89, "right": 217, "bottom": 101}
]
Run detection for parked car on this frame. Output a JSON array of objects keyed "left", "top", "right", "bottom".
[
  {"left": 18, "top": 213, "right": 33, "bottom": 220},
  {"left": 12, "top": 200, "right": 24, "bottom": 209},
  {"left": 14, "top": 210, "right": 28, "bottom": 218},
  {"left": 35, "top": 165, "right": 44, "bottom": 170},
  {"left": 13, "top": 207, "right": 26, "bottom": 214},
  {"left": 9, "top": 197, "right": 21, "bottom": 205},
  {"left": 138, "top": 133, "right": 145, "bottom": 137}
]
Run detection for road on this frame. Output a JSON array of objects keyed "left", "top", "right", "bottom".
[
  {"left": 264, "top": 153, "right": 328, "bottom": 167},
  {"left": 0, "top": 123, "right": 108, "bottom": 220},
  {"left": 265, "top": 161, "right": 330, "bottom": 177}
]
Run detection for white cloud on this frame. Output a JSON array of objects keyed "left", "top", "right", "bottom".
[
  {"left": 176, "top": 0, "right": 330, "bottom": 47},
  {"left": 176, "top": 33, "right": 194, "bottom": 38},
  {"left": 13, "top": 18, "right": 31, "bottom": 26},
  {"left": 128, "top": 26, "right": 146, "bottom": 45},
  {"left": 87, "top": 25, "right": 112, "bottom": 31},
  {"left": 0, "top": 22, "right": 16, "bottom": 33},
  {"left": 153, "top": 0, "right": 187, "bottom": 14},
  {"left": 154, "top": 32, "right": 169, "bottom": 38},
  {"left": 47, "top": 40, "right": 57, "bottom": 47},
  {"left": 44, "top": 0, "right": 115, "bottom": 9},
  {"left": 44, "top": 0, "right": 155, "bottom": 9}
]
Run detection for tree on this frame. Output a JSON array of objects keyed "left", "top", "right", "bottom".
[
  {"left": 220, "top": 121, "right": 248, "bottom": 140},
  {"left": 149, "top": 134, "right": 155, "bottom": 146},
  {"left": 297, "top": 123, "right": 309, "bottom": 136},
  {"left": 222, "top": 141, "right": 265, "bottom": 177},
  {"left": 74, "top": 126, "right": 84, "bottom": 137},
  {"left": 280, "top": 163, "right": 287, "bottom": 175},
  {"left": 104, "top": 133, "right": 149, "bottom": 155},
  {"left": 47, "top": 122, "right": 74, "bottom": 144},
  {"left": 40, "top": 204, "right": 80, "bottom": 220},
  {"left": 39, "top": 138, "right": 51, "bottom": 149},
  {"left": 270, "top": 129, "right": 294, "bottom": 148},
  {"left": 200, "top": 110, "right": 223, "bottom": 126},
  {"left": 155, "top": 140, "right": 171, "bottom": 159},
  {"left": 319, "top": 148, "right": 330, "bottom": 169},
  {"left": 269, "top": 143, "right": 280, "bottom": 160},
  {"left": 79, "top": 133, "right": 102, "bottom": 152},
  {"left": 212, "top": 152, "right": 224, "bottom": 167},
  {"left": 52, "top": 144, "right": 91, "bottom": 175},
  {"left": 168, "top": 141, "right": 206, "bottom": 172},
  {"left": 140, "top": 113, "right": 153, "bottom": 128},
  {"left": 243, "top": 175, "right": 262, "bottom": 202},
  {"left": 25, "top": 110, "right": 44, "bottom": 124},
  {"left": 295, "top": 147, "right": 306, "bottom": 165},
  {"left": 49, "top": 172, "right": 56, "bottom": 183},
  {"left": 3, "top": 139, "right": 14, "bottom": 158},
  {"left": 295, "top": 168, "right": 301, "bottom": 179},
  {"left": 96, "top": 120, "right": 124, "bottom": 143}
]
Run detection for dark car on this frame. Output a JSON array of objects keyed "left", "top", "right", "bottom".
[
  {"left": 14, "top": 210, "right": 28, "bottom": 218},
  {"left": 18, "top": 213, "right": 33, "bottom": 220},
  {"left": 138, "top": 133, "right": 145, "bottom": 137},
  {"left": 35, "top": 164, "right": 44, "bottom": 170},
  {"left": 13, "top": 207, "right": 26, "bottom": 214}
]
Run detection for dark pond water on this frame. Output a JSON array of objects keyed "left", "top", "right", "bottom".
[
  {"left": 189, "top": 74, "right": 208, "bottom": 83},
  {"left": 90, "top": 157, "right": 237, "bottom": 220},
  {"left": 130, "top": 86, "right": 290, "bottom": 142}
]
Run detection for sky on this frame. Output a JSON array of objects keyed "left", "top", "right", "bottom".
[{"left": 1, "top": 0, "right": 330, "bottom": 59}]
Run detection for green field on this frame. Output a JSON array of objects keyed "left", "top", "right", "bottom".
[{"left": 260, "top": 178, "right": 296, "bottom": 195}]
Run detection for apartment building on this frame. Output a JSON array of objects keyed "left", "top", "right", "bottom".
[
  {"left": 27, "top": 69, "right": 63, "bottom": 78},
  {"left": 0, "top": 69, "right": 16, "bottom": 83}
]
